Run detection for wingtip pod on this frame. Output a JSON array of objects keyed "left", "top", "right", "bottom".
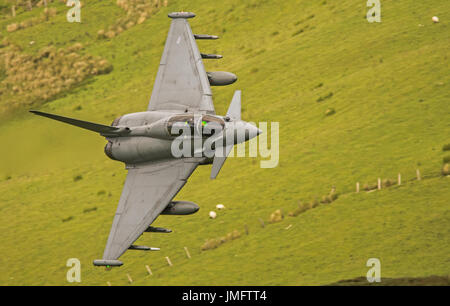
[
  {"left": 168, "top": 12, "right": 195, "bottom": 19},
  {"left": 93, "top": 259, "right": 123, "bottom": 267}
]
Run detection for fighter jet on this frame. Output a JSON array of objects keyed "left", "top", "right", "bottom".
[{"left": 30, "top": 12, "right": 261, "bottom": 267}]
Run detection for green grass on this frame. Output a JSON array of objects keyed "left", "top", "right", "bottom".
[{"left": 0, "top": 0, "right": 449, "bottom": 285}]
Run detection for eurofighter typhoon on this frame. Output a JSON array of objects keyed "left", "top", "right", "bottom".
[{"left": 30, "top": 12, "right": 261, "bottom": 267}]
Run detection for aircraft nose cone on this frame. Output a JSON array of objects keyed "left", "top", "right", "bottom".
[
  {"left": 229, "top": 121, "right": 262, "bottom": 144},
  {"left": 245, "top": 123, "right": 261, "bottom": 140}
]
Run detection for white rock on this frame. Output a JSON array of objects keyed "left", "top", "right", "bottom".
[
  {"left": 216, "top": 204, "right": 225, "bottom": 210},
  {"left": 432, "top": 16, "right": 439, "bottom": 23},
  {"left": 209, "top": 211, "right": 217, "bottom": 219}
]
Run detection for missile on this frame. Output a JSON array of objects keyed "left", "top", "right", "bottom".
[
  {"left": 194, "top": 34, "right": 219, "bottom": 40},
  {"left": 128, "top": 245, "right": 160, "bottom": 251},
  {"left": 93, "top": 259, "right": 123, "bottom": 267},
  {"left": 145, "top": 226, "right": 172, "bottom": 233},
  {"left": 201, "top": 53, "right": 223, "bottom": 59}
]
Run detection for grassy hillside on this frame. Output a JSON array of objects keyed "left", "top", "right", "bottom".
[{"left": 0, "top": 0, "right": 449, "bottom": 285}]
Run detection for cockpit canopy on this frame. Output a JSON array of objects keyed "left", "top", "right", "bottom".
[{"left": 167, "top": 114, "right": 225, "bottom": 137}]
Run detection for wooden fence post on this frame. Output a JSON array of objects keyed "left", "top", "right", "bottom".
[
  {"left": 416, "top": 169, "right": 421, "bottom": 180},
  {"left": 356, "top": 182, "right": 360, "bottom": 193},
  {"left": 398, "top": 173, "right": 401, "bottom": 185},
  {"left": 184, "top": 247, "right": 191, "bottom": 259},
  {"left": 165, "top": 256, "right": 173, "bottom": 266},
  {"left": 126, "top": 273, "right": 133, "bottom": 283},
  {"left": 145, "top": 265, "right": 152, "bottom": 275},
  {"left": 377, "top": 178, "right": 381, "bottom": 190},
  {"left": 259, "top": 218, "right": 265, "bottom": 228}
]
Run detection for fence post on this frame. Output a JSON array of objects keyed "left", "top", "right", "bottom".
[
  {"left": 165, "top": 256, "right": 173, "bottom": 266},
  {"left": 416, "top": 169, "right": 421, "bottom": 180},
  {"left": 184, "top": 247, "right": 191, "bottom": 259},
  {"left": 126, "top": 273, "right": 133, "bottom": 283},
  {"left": 398, "top": 173, "right": 401, "bottom": 185},
  {"left": 145, "top": 265, "right": 152, "bottom": 275},
  {"left": 377, "top": 178, "right": 381, "bottom": 190},
  {"left": 356, "top": 182, "right": 360, "bottom": 193},
  {"left": 259, "top": 218, "right": 265, "bottom": 228}
]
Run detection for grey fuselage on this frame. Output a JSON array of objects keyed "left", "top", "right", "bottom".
[{"left": 104, "top": 111, "right": 260, "bottom": 165}]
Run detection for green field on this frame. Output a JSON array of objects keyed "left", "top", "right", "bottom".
[{"left": 0, "top": 0, "right": 449, "bottom": 285}]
